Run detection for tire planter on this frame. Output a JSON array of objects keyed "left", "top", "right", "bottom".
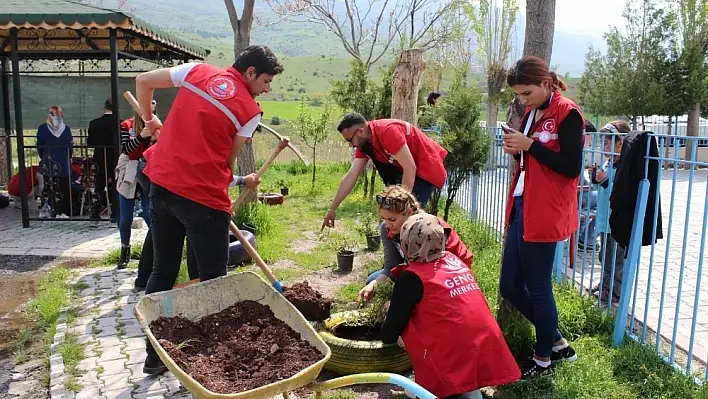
[
  {"left": 366, "top": 235, "right": 381, "bottom": 251},
  {"left": 258, "top": 192, "right": 284, "bottom": 205},
  {"left": 318, "top": 311, "right": 411, "bottom": 375},
  {"left": 241, "top": 222, "right": 257, "bottom": 235},
  {"left": 228, "top": 229, "right": 256, "bottom": 266},
  {"left": 337, "top": 250, "right": 354, "bottom": 272}
]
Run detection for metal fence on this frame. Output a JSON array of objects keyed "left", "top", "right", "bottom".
[{"left": 453, "top": 127, "right": 708, "bottom": 383}]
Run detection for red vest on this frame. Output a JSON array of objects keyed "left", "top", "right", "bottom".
[
  {"left": 144, "top": 65, "right": 262, "bottom": 214},
  {"left": 504, "top": 92, "right": 584, "bottom": 242},
  {"left": 355, "top": 119, "right": 448, "bottom": 188},
  {"left": 401, "top": 252, "right": 521, "bottom": 397}
]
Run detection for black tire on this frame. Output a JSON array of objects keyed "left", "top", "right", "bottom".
[
  {"left": 318, "top": 311, "right": 411, "bottom": 375},
  {"left": 228, "top": 230, "right": 255, "bottom": 266}
]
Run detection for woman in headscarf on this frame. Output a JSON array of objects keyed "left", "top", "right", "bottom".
[
  {"left": 381, "top": 213, "right": 520, "bottom": 399},
  {"left": 36, "top": 105, "right": 73, "bottom": 217}
]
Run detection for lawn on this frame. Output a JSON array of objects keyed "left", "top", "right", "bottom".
[{"left": 95, "top": 161, "right": 708, "bottom": 399}]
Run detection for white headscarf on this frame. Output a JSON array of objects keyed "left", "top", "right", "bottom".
[{"left": 46, "top": 106, "right": 66, "bottom": 138}]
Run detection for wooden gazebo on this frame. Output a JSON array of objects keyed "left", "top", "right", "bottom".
[{"left": 0, "top": 0, "right": 209, "bottom": 227}]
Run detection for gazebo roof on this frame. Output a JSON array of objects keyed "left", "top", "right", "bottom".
[{"left": 0, "top": 0, "right": 209, "bottom": 61}]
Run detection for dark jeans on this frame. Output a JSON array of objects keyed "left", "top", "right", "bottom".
[
  {"left": 600, "top": 233, "right": 625, "bottom": 298},
  {"left": 411, "top": 177, "right": 435, "bottom": 207},
  {"left": 134, "top": 161, "right": 154, "bottom": 289},
  {"left": 186, "top": 238, "right": 200, "bottom": 280},
  {"left": 500, "top": 196, "right": 563, "bottom": 358},
  {"left": 144, "top": 183, "right": 230, "bottom": 361}
]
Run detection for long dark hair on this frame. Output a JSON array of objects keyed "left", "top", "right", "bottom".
[{"left": 507, "top": 56, "right": 568, "bottom": 91}]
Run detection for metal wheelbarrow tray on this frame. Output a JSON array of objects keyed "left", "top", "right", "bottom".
[{"left": 134, "top": 271, "right": 332, "bottom": 399}]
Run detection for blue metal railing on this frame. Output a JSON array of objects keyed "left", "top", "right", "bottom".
[{"left": 452, "top": 127, "right": 708, "bottom": 383}]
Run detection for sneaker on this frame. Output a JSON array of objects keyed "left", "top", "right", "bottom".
[
  {"left": 143, "top": 354, "right": 167, "bottom": 375},
  {"left": 132, "top": 285, "right": 146, "bottom": 293},
  {"left": 520, "top": 358, "right": 552, "bottom": 380},
  {"left": 551, "top": 345, "right": 578, "bottom": 363},
  {"left": 594, "top": 289, "right": 620, "bottom": 304}
]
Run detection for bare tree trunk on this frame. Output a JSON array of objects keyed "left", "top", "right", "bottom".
[
  {"left": 523, "top": 0, "right": 556, "bottom": 64},
  {"left": 0, "top": 133, "right": 6, "bottom": 187},
  {"left": 684, "top": 102, "right": 700, "bottom": 161},
  {"left": 225, "top": 0, "right": 258, "bottom": 204},
  {"left": 369, "top": 166, "right": 377, "bottom": 201},
  {"left": 391, "top": 49, "right": 425, "bottom": 124}
]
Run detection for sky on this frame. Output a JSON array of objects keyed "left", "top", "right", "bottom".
[{"left": 519, "top": 0, "right": 627, "bottom": 37}]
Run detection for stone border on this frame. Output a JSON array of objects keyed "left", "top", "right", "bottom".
[{"left": 50, "top": 305, "right": 76, "bottom": 399}]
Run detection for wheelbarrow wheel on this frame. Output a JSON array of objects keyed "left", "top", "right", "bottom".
[{"left": 318, "top": 312, "right": 411, "bottom": 375}]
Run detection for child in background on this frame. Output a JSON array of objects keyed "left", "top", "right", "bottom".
[
  {"left": 381, "top": 213, "right": 520, "bottom": 399},
  {"left": 591, "top": 121, "right": 630, "bottom": 304}
]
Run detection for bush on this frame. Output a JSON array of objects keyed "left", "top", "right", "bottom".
[
  {"left": 270, "top": 115, "right": 281, "bottom": 125},
  {"left": 233, "top": 202, "right": 275, "bottom": 236}
]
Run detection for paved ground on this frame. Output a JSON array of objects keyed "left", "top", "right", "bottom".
[
  {"left": 461, "top": 168, "right": 708, "bottom": 369},
  {"left": 0, "top": 206, "right": 147, "bottom": 258}
]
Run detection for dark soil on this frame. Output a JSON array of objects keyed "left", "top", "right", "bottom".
[
  {"left": 283, "top": 281, "right": 332, "bottom": 322},
  {"left": 333, "top": 323, "right": 383, "bottom": 341},
  {"left": 150, "top": 300, "right": 324, "bottom": 394}
]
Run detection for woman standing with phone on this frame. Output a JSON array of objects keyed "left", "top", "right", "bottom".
[{"left": 500, "top": 56, "right": 585, "bottom": 379}]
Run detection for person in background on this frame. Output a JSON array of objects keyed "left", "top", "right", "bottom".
[
  {"left": 426, "top": 91, "right": 441, "bottom": 107},
  {"left": 323, "top": 113, "right": 448, "bottom": 219},
  {"left": 37, "top": 105, "right": 73, "bottom": 218},
  {"left": 115, "top": 101, "right": 158, "bottom": 269},
  {"left": 8, "top": 165, "right": 43, "bottom": 209},
  {"left": 591, "top": 120, "right": 630, "bottom": 304},
  {"left": 88, "top": 98, "right": 119, "bottom": 224},
  {"left": 500, "top": 55, "right": 584, "bottom": 378},
  {"left": 381, "top": 213, "right": 520, "bottom": 399},
  {"left": 577, "top": 120, "right": 599, "bottom": 250},
  {"left": 358, "top": 185, "right": 473, "bottom": 300},
  {"left": 135, "top": 45, "right": 281, "bottom": 374}
]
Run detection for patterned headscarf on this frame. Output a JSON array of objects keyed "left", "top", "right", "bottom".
[{"left": 400, "top": 213, "right": 445, "bottom": 263}]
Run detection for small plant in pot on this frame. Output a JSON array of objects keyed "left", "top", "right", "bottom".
[
  {"left": 357, "top": 213, "right": 381, "bottom": 251},
  {"left": 326, "top": 235, "right": 355, "bottom": 272},
  {"left": 279, "top": 179, "right": 289, "bottom": 196}
]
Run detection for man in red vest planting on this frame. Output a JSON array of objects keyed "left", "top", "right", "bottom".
[
  {"left": 382, "top": 213, "right": 521, "bottom": 399},
  {"left": 134, "top": 45, "right": 284, "bottom": 375}
]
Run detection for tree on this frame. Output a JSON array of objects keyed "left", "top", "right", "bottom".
[
  {"left": 674, "top": 0, "right": 708, "bottom": 157},
  {"left": 466, "top": 0, "right": 519, "bottom": 128},
  {"left": 425, "top": 80, "right": 489, "bottom": 220},
  {"left": 224, "top": 0, "right": 259, "bottom": 204},
  {"left": 294, "top": 97, "right": 332, "bottom": 190},
  {"left": 578, "top": 0, "right": 676, "bottom": 128}
]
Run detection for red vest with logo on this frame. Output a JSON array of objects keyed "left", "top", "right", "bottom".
[
  {"left": 504, "top": 92, "right": 584, "bottom": 242},
  {"left": 355, "top": 119, "right": 448, "bottom": 188},
  {"left": 144, "top": 64, "right": 262, "bottom": 214},
  {"left": 400, "top": 252, "right": 521, "bottom": 397}
]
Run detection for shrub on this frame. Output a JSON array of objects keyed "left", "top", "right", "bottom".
[{"left": 270, "top": 115, "right": 281, "bottom": 125}]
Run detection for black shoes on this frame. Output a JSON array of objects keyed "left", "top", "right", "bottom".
[{"left": 143, "top": 353, "right": 167, "bottom": 375}]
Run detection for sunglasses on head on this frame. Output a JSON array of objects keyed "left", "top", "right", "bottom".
[{"left": 376, "top": 194, "right": 402, "bottom": 207}]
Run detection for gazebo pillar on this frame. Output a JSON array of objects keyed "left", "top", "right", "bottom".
[
  {"left": 10, "top": 27, "right": 29, "bottom": 227},
  {"left": 109, "top": 28, "right": 121, "bottom": 223},
  {"left": 1, "top": 58, "right": 12, "bottom": 185}
]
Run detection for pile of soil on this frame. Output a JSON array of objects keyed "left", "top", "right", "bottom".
[
  {"left": 283, "top": 281, "right": 332, "bottom": 322},
  {"left": 150, "top": 300, "right": 324, "bottom": 394}
]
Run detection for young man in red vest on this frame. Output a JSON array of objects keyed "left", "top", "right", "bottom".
[
  {"left": 322, "top": 113, "right": 448, "bottom": 229},
  {"left": 135, "top": 45, "right": 284, "bottom": 375}
]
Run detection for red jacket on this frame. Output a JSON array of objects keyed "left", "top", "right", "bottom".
[
  {"left": 144, "top": 64, "right": 262, "bottom": 214},
  {"left": 355, "top": 119, "right": 448, "bottom": 188},
  {"left": 8, "top": 166, "right": 42, "bottom": 196},
  {"left": 504, "top": 92, "right": 584, "bottom": 242},
  {"left": 401, "top": 252, "right": 521, "bottom": 397}
]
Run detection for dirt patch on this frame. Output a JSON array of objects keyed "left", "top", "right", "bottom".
[
  {"left": 150, "top": 300, "right": 324, "bottom": 395},
  {"left": 288, "top": 239, "right": 320, "bottom": 254},
  {"left": 0, "top": 255, "right": 55, "bottom": 277},
  {"left": 283, "top": 281, "right": 332, "bottom": 322}
]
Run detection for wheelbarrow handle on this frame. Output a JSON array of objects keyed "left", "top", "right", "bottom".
[{"left": 229, "top": 221, "right": 284, "bottom": 292}]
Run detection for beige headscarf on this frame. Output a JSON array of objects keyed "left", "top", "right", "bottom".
[{"left": 400, "top": 213, "right": 445, "bottom": 263}]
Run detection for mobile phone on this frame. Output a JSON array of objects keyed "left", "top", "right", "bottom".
[{"left": 500, "top": 123, "right": 512, "bottom": 133}]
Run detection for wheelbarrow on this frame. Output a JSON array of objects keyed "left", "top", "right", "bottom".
[{"left": 134, "top": 272, "right": 437, "bottom": 399}]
